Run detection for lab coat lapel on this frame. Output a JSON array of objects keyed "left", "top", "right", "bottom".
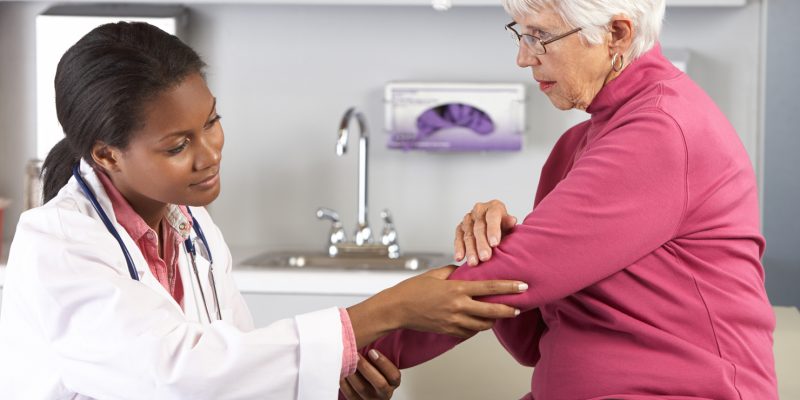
[
  {"left": 76, "top": 161, "right": 185, "bottom": 315},
  {"left": 179, "top": 246, "right": 218, "bottom": 324},
  {"left": 179, "top": 249, "right": 202, "bottom": 323}
]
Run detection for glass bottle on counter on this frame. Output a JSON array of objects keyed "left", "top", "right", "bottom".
[{"left": 24, "top": 158, "right": 43, "bottom": 210}]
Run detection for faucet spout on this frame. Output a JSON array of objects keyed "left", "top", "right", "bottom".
[{"left": 337, "top": 107, "right": 371, "bottom": 245}]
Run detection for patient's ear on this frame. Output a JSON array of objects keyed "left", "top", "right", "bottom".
[{"left": 608, "top": 15, "right": 634, "bottom": 56}]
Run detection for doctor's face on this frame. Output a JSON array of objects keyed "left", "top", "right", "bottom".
[{"left": 109, "top": 72, "right": 224, "bottom": 211}]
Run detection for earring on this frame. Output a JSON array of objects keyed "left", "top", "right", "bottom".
[{"left": 611, "top": 52, "right": 624, "bottom": 72}]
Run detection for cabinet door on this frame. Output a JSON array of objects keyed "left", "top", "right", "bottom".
[
  {"left": 241, "top": 292, "right": 533, "bottom": 400},
  {"left": 241, "top": 292, "right": 365, "bottom": 326}
]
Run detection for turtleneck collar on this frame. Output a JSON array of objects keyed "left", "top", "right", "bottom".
[{"left": 585, "top": 43, "right": 681, "bottom": 121}]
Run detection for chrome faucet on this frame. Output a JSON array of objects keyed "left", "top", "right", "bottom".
[
  {"left": 317, "top": 107, "right": 400, "bottom": 259},
  {"left": 337, "top": 107, "right": 372, "bottom": 245}
]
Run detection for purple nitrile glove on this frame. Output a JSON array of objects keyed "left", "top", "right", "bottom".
[{"left": 416, "top": 103, "right": 495, "bottom": 139}]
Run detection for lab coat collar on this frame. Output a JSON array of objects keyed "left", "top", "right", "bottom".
[{"left": 77, "top": 159, "right": 117, "bottom": 230}]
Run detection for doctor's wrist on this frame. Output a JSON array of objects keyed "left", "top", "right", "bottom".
[
  {"left": 347, "top": 289, "right": 404, "bottom": 348},
  {"left": 373, "top": 285, "right": 409, "bottom": 331}
]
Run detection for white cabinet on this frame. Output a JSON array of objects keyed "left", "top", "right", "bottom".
[
  {"left": 232, "top": 254, "right": 533, "bottom": 400},
  {"left": 241, "top": 291, "right": 533, "bottom": 400}
]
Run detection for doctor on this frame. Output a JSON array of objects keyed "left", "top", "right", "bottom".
[{"left": 0, "top": 22, "right": 527, "bottom": 399}]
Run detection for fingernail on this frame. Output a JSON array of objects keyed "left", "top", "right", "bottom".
[
  {"left": 514, "top": 309, "right": 520, "bottom": 316},
  {"left": 468, "top": 256, "right": 478, "bottom": 266},
  {"left": 454, "top": 252, "right": 462, "bottom": 261},
  {"left": 479, "top": 250, "right": 489, "bottom": 260},
  {"left": 369, "top": 349, "right": 380, "bottom": 361},
  {"left": 518, "top": 283, "right": 528, "bottom": 292},
  {"left": 489, "top": 236, "right": 498, "bottom": 246}
]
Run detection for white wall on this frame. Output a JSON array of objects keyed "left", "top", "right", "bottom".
[
  {"left": 0, "top": 2, "right": 48, "bottom": 243},
  {"left": 1, "top": 2, "right": 764, "bottom": 257},
  {"left": 186, "top": 2, "right": 765, "bottom": 255}
]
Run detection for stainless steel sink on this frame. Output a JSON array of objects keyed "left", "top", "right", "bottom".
[{"left": 240, "top": 251, "right": 447, "bottom": 271}]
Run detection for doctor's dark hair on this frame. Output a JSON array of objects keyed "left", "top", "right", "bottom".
[{"left": 41, "top": 21, "right": 206, "bottom": 203}]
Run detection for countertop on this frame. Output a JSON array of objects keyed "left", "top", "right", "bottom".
[
  {"left": 232, "top": 246, "right": 436, "bottom": 295},
  {"left": 0, "top": 243, "right": 429, "bottom": 296}
]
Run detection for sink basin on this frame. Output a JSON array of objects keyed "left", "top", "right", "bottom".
[{"left": 240, "top": 250, "right": 447, "bottom": 271}]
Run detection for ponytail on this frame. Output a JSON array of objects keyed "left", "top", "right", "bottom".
[{"left": 41, "top": 138, "right": 80, "bottom": 203}]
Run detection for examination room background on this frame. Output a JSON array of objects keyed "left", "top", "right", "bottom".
[{"left": 1, "top": 0, "right": 797, "bottom": 307}]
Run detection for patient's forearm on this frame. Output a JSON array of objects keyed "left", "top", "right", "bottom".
[{"left": 361, "top": 328, "right": 465, "bottom": 370}]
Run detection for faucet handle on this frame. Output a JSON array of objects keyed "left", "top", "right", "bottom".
[
  {"left": 380, "top": 209, "right": 400, "bottom": 258},
  {"left": 317, "top": 207, "right": 341, "bottom": 224},
  {"left": 317, "top": 207, "right": 346, "bottom": 247},
  {"left": 380, "top": 209, "right": 394, "bottom": 226}
]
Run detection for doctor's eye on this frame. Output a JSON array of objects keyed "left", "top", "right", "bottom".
[
  {"left": 205, "top": 114, "right": 222, "bottom": 130},
  {"left": 167, "top": 138, "right": 191, "bottom": 155}
]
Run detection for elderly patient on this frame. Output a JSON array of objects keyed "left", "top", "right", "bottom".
[{"left": 342, "top": 0, "right": 779, "bottom": 399}]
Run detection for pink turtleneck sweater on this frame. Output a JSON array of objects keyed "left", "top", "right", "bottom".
[{"left": 363, "top": 44, "right": 777, "bottom": 399}]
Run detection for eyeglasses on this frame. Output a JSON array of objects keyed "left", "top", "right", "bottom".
[{"left": 505, "top": 21, "right": 582, "bottom": 55}]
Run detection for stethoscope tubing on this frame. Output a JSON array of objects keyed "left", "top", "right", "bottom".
[
  {"left": 73, "top": 164, "right": 140, "bottom": 281},
  {"left": 184, "top": 209, "right": 222, "bottom": 321},
  {"left": 71, "top": 163, "right": 221, "bottom": 321}
]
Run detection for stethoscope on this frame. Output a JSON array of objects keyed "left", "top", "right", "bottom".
[{"left": 72, "top": 164, "right": 222, "bottom": 322}]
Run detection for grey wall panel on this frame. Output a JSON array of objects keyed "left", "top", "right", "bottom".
[{"left": 763, "top": 0, "right": 800, "bottom": 306}]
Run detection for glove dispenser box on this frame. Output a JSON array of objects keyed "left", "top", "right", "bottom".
[{"left": 384, "top": 82, "right": 526, "bottom": 152}]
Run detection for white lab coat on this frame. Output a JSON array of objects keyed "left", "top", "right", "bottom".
[{"left": 0, "top": 161, "right": 344, "bottom": 399}]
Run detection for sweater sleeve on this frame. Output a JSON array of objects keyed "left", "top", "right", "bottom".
[
  {"left": 450, "top": 109, "right": 688, "bottom": 311},
  {"left": 359, "top": 302, "right": 546, "bottom": 370},
  {"left": 362, "top": 110, "right": 687, "bottom": 371},
  {"left": 361, "top": 328, "right": 465, "bottom": 369},
  {"left": 491, "top": 308, "right": 545, "bottom": 367}
]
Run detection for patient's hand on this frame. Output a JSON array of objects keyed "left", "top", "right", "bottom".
[
  {"left": 340, "top": 350, "right": 400, "bottom": 400},
  {"left": 454, "top": 199, "right": 518, "bottom": 266}
]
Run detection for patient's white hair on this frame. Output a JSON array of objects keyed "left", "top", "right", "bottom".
[{"left": 502, "top": 0, "right": 665, "bottom": 60}]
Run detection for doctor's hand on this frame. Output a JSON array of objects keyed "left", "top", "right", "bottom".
[
  {"left": 348, "top": 265, "right": 527, "bottom": 347},
  {"left": 347, "top": 265, "right": 528, "bottom": 348},
  {"left": 454, "top": 199, "right": 518, "bottom": 266},
  {"left": 387, "top": 265, "right": 525, "bottom": 338},
  {"left": 340, "top": 350, "right": 400, "bottom": 400}
]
